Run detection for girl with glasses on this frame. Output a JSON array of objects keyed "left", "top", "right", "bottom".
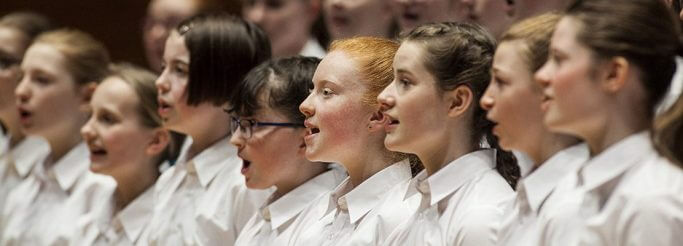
[
  {"left": 231, "top": 56, "right": 346, "bottom": 245},
  {"left": 147, "top": 13, "right": 272, "bottom": 245}
]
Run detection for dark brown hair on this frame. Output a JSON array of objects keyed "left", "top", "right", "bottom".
[
  {"left": 565, "top": 0, "right": 682, "bottom": 117},
  {"left": 401, "top": 22, "right": 520, "bottom": 187},
  {"left": 177, "top": 13, "right": 271, "bottom": 106}
]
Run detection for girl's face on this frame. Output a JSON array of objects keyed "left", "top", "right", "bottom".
[
  {"left": 324, "top": 0, "right": 393, "bottom": 40},
  {"left": 460, "top": 0, "right": 512, "bottom": 37},
  {"left": 155, "top": 31, "right": 211, "bottom": 134},
  {"left": 535, "top": 17, "right": 606, "bottom": 137},
  {"left": 377, "top": 42, "right": 451, "bottom": 155},
  {"left": 0, "top": 27, "right": 29, "bottom": 119},
  {"left": 15, "top": 43, "right": 90, "bottom": 145},
  {"left": 480, "top": 41, "right": 545, "bottom": 153},
  {"left": 82, "top": 77, "right": 163, "bottom": 175},
  {"left": 299, "top": 50, "right": 376, "bottom": 162},
  {"left": 143, "top": 0, "right": 199, "bottom": 72},
  {"left": 243, "top": 0, "right": 316, "bottom": 57},
  {"left": 391, "top": 0, "right": 463, "bottom": 32},
  {"left": 230, "top": 101, "right": 306, "bottom": 190}
]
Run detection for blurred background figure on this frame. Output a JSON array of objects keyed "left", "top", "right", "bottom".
[
  {"left": 143, "top": 0, "right": 239, "bottom": 73},
  {"left": 243, "top": 0, "right": 326, "bottom": 58},
  {"left": 511, "top": 0, "right": 569, "bottom": 21},
  {"left": 459, "top": 0, "right": 513, "bottom": 38},
  {"left": 323, "top": 0, "right": 397, "bottom": 40},
  {"left": 391, "top": 0, "right": 465, "bottom": 32},
  {"left": 0, "top": 11, "right": 53, "bottom": 218}
]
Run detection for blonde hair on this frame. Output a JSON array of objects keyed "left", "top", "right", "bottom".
[
  {"left": 328, "top": 37, "right": 399, "bottom": 107},
  {"left": 34, "top": 29, "right": 110, "bottom": 85},
  {"left": 500, "top": 13, "right": 561, "bottom": 72},
  {"left": 655, "top": 97, "right": 683, "bottom": 166}
]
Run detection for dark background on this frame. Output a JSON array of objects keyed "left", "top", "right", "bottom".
[{"left": 0, "top": 0, "right": 241, "bottom": 69}]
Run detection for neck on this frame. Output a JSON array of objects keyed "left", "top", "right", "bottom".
[
  {"left": 528, "top": 132, "right": 580, "bottom": 167},
  {"left": 342, "top": 136, "right": 397, "bottom": 187},
  {"left": 47, "top": 134, "right": 82, "bottom": 166},
  {"left": 113, "top": 162, "right": 159, "bottom": 210},
  {"left": 584, "top": 104, "right": 649, "bottom": 156},
  {"left": 272, "top": 161, "right": 327, "bottom": 201},
  {"left": 186, "top": 108, "right": 231, "bottom": 159},
  {"left": 420, "top": 126, "right": 474, "bottom": 176},
  {"left": 0, "top": 112, "right": 25, "bottom": 148}
]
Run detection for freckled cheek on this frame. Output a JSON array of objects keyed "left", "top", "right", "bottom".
[{"left": 319, "top": 103, "right": 366, "bottom": 144}]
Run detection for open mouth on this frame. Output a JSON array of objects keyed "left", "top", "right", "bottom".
[
  {"left": 241, "top": 159, "right": 251, "bottom": 175},
  {"left": 402, "top": 12, "right": 420, "bottom": 22},
  {"left": 331, "top": 15, "right": 349, "bottom": 27},
  {"left": 158, "top": 100, "right": 172, "bottom": 116},
  {"left": 88, "top": 145, "right": 107, "bottom": 161}
]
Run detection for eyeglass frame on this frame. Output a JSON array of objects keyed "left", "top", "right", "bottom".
[{"left": 230, "top": 116, "right": 304, "bottom": 139}]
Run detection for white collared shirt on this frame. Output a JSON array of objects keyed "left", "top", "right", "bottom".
[
  {"left": 542, "top": 132, "right": 683, "bottom": 245},
  {"left": 292, "top": 159, "right": 419, "bottom": 246},
  {"left": 0, "top": 128, "right": 8, "bottom": 157},
  {"left": 235, "top": 168, "right": 346, "bottom": 246},
  {"left": 84, "top": 186, "right": 155, "bottom": 246},
  {"left": 146, "top": 136, "right": 270, "bottom": 246},
  {"left": 1, "top": 142, "right": 98, "bottom": 245},
  {"left": 496, "top": 144, "right": 588, "bottom": 246},
  {"left": 299, "top": 39, "right": 326, "bottom": 59},
  {"left": 384, "top": 149, "right": 514, "bottom": 246},
  {"left": 0, "top": 136, "right": 50, "bottom": 214}
]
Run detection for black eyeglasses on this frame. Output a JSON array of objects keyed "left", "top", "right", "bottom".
[{"left": 230, "top": 116, "right": 304, "bottom": 139}]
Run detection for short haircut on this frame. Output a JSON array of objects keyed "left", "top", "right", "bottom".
[
  {"left": 229, "top": 56, "right": 321, "bottom": 123},
  {"left": 177, "top": 13, "right": 271, "bottom": 106}
]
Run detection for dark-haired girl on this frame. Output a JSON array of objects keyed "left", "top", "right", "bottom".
[
  {"left": 146, "top": 13, "right": 272, "bottom": 245},
  {"left": 378, "top": 23, "right": 519, "bottom": 245}
]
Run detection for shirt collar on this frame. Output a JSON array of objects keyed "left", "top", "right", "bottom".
[
  {"left": 427, "top": 149, "right": 496, "bottom": 206},
  {"left": 178, "top": 136, "right": 235, "bottom": 188},
  {"left": 579, "top": 131, "right": 654, "bottom": 191},
  {"left": 10, "top": 137, "right": 50, "bottom": 178},
  {"left": 116, "top": 187, "right": 155, "bottom": 243},
  {"left": 337, "top": 159, "right": 412, "bottom": 224},
  {"left": 263, "top": 168, "right": 345, "bottom": 230},
  {"left": 52, "top": 142, "right": 90, "bottom": 191},
  {"left": 299, "top": 39, "right": 326, "bottom": 58},
  {"left": 519, "top": 143, "right": 588, "bottom": 213},
  {"left": 404, "top": 169, "right": 428, "bottom": 200},
  {"left": 0, "top": 129, "right": 8, "bottom": 156}
]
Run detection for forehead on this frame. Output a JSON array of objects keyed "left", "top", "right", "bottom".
[
  {"left": 22, "top": 43, "right": 69, "bottom": 73},
  {"left": 164, "top": 31, "right": 189, "bottom": 61},
  {"left": 394, "top": 42, "right": 426, "bottom": 69},
  {"left": 92, "top": 77, "right": 139, "bottom": 109},
  {"left": 494, "top": 41, "right": 530, "bottom": 72},
  {"left": 313, "top": 50, "right": 362, "bottom": 85},
  {"left": 149, "top": 0, "right": 198, "bottom": 18},
  {"left": 551, "top": 17, "right": 582, "bottom": 50}
]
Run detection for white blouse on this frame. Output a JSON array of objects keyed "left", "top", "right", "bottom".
[
  {"left": 146, "top": 136, "right": 270, "bottom": 245},
  {"left": 384, "top": 149, "right": 514, "bottom": 246},
  {"left": 84, "top": 186, "right": 155, "bottom": 246},
  {"left": 542, "top": 132, "right": 683, "bottom": 245},
  {"left": 235, "top": 168, "right": 346, "bottom": 246},
  {"left": 0, "top": 129, "right": 8, "bottom": 156},
  {"left": 0, "top": 136, "right": 50, "bottom": 214},
  {"left": 0, "top": 142, "right": 106, "bottom": 245},
  {"left": 496, "top": 144, "right": 588, "bottom": 246},
  {"left": 291, "top": 159, "right": 419, "bottom": 246}
]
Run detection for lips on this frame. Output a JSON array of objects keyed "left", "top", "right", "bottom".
[
  {"left": 383, "top": 113, "right": 400, "bottom": 132},
  {"left": 158, "top": 99, "right": 172, "bottom": 117},
  {"left": 330, "top": 15, "right": 349, "bottom": 27},
  {"left": 17, "top": 107, "right": 32, "bottom": 126},
  {"left": 87, "top": 144, "right": 107, "bottom": 162},
  {"left": 241, "top": 159, "right": 251, "bottom": 175},
  {"left": 303, "top": 120, "right": 320, "bottom": 143},
  {"left": 541, "top": 92, "right": 554, "bottom": 112}
]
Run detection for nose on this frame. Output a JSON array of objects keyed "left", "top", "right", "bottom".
[
  {"left": 229, "top": 127, "right": 246, "bottom": 150},
  {"left": 534, "top": 61, "right": 552, "bottom": 89},
  {"left": 155, "top": 70, "right": 170, "bottom": 95},
  {"left": 245, "top": 3, "right": 265, "bottom": 25},
  {"left": 299, "top": 94, "right": 315, "bottom": 118},
  {"left": 480, "top": 85, "right": 495, "bottom": 111},
  {"left": 80, "top": 116, "right": 96, "bottom": 142},
  {"left": 377, "top": 81, "right": 396, "bottom": 112},
  {"left": 14, "top": 76, "right": 31, "bottom": 105}
]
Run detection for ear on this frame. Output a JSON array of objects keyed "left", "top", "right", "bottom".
[
  {"left": 446, "top": 85, "right": 473, "bottom": 118},
  {"left": 368, "top": 109, "right": 387, "bottom": 133},
  {"left": 146, "top": 129, "right": 170, "bottom": 156},
  {"left": 600, "top": 56, "right": 630, "bottom": 94},
  {"left": 78, "top": 82, "right": 98, "bottom": 113}
]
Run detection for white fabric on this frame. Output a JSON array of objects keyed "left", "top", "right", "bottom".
[
  {"left": 0, "top": 128, "right": 8, "bottom": 157},
  {"left": 290, "top": 159, "right": 419, "bottom": 246},
  {"left": 0, "top": 136, "right": 50, "bottom": 215},
  {"left": 384, "top": 149, "right": 514, "bottom": 246},
  {"left": 657, "top": 56, "right": 683, "bottom": 113},
  {"left": 146, "top": 136, "right": 270, "bottom": 246},
  {"left": 542, "top": 132, "right": 683, "bottom": 246},
  {"left": 299, "top": 39, "right": 326, "bottom": 59},
  {"left": 235, "top": 168, "right": 346, "bottom": 246},
  {"left": 496, "top": 144, "right": 588, "bottom": 246},
  {"left": 0, "top": 142, "right": 110, "bottom": 245}
]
